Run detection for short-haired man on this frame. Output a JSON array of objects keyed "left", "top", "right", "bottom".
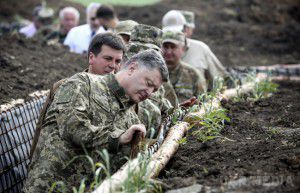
[
  {"left": 88, "top": 32, "right": 125, "bottom": 74},
  {"left": 64, "top": 3, "right": 101, "bottom": 54},
  {"left": 162, "top": 10, "right": 229, "bottom": 90},
  {"left": 46, "top": 7, "right": 80, "bottom": 44},
  {"left": 23, "top": 49, "right": 168, "bottom": 192},
  {"left": 96, "top": 4, "right": 119, "bottom": 33},
  {"left": 162, "top": 30, "right": 206, "bottom": 102}
]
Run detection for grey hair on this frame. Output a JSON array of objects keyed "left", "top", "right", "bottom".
[
  {"left": 59, "top": 7, "right": 80, "bottom": 21},
  {"left": 122, "top": 49, "right": 169, "bottom": 82}
]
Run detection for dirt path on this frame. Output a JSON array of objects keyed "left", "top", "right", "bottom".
[{"left": 160, "top": 81, "right": 300, "bottom": 192}]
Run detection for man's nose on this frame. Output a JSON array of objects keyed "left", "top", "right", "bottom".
[
  {"left": 108, "top": 60, "right": 116, "bottom": 69},
  {"left": 147, "top": 87, "right": 155, "bottom": 95}
]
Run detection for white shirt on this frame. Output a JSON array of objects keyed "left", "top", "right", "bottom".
[
  {"left": 19, "top": 23, "right": 37, "bottom": 38},
  {"left": 64, "top": 24, "right": 96, "bottom": 54},
  {"left": 182, "top": 38, "right": 228, "bottom": 79}
]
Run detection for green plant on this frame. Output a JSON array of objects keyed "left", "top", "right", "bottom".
[
  {"left": 192, "top": 108, "right": 230, "bottom": 142},
  {"left": 252, "top": 79, "right": 278, "bottom": 100},
  {"left": 121, "top": 154, "right": 162, "bottom": 193},
  {"left": 266, "top": 127, "right": 280, "bottom": 140},
  {"left": 49, "top": 149, "right": 111, "bottom": 193}
]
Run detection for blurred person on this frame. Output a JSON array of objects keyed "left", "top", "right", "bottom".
[
  {"left": 64, "top": 3, "right": 101, "bottom": 54},
  {"left": 114, "top": 20, "right": 138, "bottom": 44},
  {"left": 162, "top": 30, "right": 206, "bottom": 102},
  {"left": 46, "top": 7, "right": 80, "bottom": 44},
  {"left": 162, "top": 10, "right": 229, "bottom": 90},
  {"left": 96, "top": 4, "right": 119, "bottom": 33},
  {"left": 178, "top": 10, "right": 195, "bottom": 38},
  {"left": 19, "top": 4, "right": 54, "bottom": 38}
]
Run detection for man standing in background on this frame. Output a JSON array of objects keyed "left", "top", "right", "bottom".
[
  {"left": 46, "top": 7, "right": 80, "bottom": 45},
  {"left": 64, "top": 3, "right": 101, "bottom": 54}
]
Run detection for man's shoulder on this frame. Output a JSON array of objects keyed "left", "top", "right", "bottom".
[
  {"left": 187, "top": 38, "right": 210, "bottom": 50},
  {"left": 180, "top": 61, "right": 198, "bottom": 72}
]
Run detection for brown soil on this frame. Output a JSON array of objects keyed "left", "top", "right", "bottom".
[
  {"left": 160, "top": 81, "right": 300, "bottom": 192},
  {"left": 0, "top": 34, "right": 86, "bottom": 104}
]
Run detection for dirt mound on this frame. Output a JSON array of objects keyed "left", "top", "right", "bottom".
[
  {"left": 159, "top": 81, "right": 300, "bottom": 192},
  {"left": 116, "top": 0, "right": 300, "bottom": 67},
  {"left": 0, "top": 34, "right": 86, "bottom": 104},
  {"left": 1, "top": 0, "right": 299, "bottom": 67}
]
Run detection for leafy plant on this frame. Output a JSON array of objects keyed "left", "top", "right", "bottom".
[
  {"left": 192, "top": 108, "right": 230, "bottom": 142},
  {"left": 121, "top": 154, "right": 162, "bottom": 193},
  {"left": 49, "top": 149, "right": 111, "bottom": 193},
  {"left": 252, "top": 79, "right": 278, "bottom": 100}
]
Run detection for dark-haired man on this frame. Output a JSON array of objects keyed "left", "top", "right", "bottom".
[{"left": 96, "top": 4, "right": 119, "bottom": 33}]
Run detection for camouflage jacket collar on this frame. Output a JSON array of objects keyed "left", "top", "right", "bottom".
[{"left": 106, "top": 74, "right": 134, "bottom": 109}]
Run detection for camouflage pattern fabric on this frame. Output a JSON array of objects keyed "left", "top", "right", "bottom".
[
  {"left": 168, "top": 61, "right": 206, "bottom": 103},
  {"left": 130, "top": 24, "right": 163, "bottom": 49},
  {"left": 23, "top": 72, "right": 140, "bottom": 192},
  {"left": 114, "top": 20, "right": 138, "bottom": 36},
  {"left": 138, "top": 99, "right": 161, "bottom": 137}
]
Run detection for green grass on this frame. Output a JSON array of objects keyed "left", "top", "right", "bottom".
[{"left": 68, "top": 0, "right": 160, "bottom": 7}]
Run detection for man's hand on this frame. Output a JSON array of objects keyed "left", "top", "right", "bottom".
[
  {"left": 119, "top": 124, "right": 146, "bottom": 144},
  {"left": 179, "top": 96, "right": 198, "bottom": 108}
]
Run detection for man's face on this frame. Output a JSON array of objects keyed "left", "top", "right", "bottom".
[
  {"left": 61, "top": 12, "right": 78, "bottom": 33},
  {"left": 88, "top": 45, "right": 123, "bottom": 75},
  {"left": 122, "top": 64, "right": 163, "bottom": 103},
  {"left": 162, "top": 42, "right": 185, "bottom": 70},
  {"left": 98, "top": 18, "right": 117, "bottom": 30},
  {"left": 184, "top": 26, "right": 194, "bottom": 38},
  {"left": 89, "top": 8, "right": 100, "bottom": 31}
]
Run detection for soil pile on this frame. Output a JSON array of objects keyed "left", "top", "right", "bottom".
[
  {"left": 160, "top": 81, "right": 300, "bottom": 192},
  {"left": 0, "top": 34, "right": 86, "bottom": 104},
  {"left": 116, "top": 0, "right": 300, "bottom": 67}
]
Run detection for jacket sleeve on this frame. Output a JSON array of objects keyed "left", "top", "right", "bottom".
[{"left": 52, "top": 75, "right": 118, "bottom": 152}]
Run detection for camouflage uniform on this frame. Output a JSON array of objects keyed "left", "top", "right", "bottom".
[
  {"left": 163, "top": 31, "right": 206, "bottom": 103},
  {"left": 125, "top": 24, "right": 177, "bottom": 132},
  {"left": 23, "top": 72, "right": 140, "bottom": 192},
  {"left": 114, "top": 20, "right": 138, "bottom": 36},
  {"left": 169, "top": 60, "right": 205, "bottom": 102}
]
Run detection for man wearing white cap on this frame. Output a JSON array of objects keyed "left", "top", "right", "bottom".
[
  {"left": 162, "top": 10, "right": 229, "bottom": 90},
  {"left": 64, "top": 3, "right": 101, "bottom": 54}
]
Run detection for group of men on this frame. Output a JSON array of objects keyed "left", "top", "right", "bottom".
[{"left": 21, "top": 3, "right": 231, "bottom": 192}]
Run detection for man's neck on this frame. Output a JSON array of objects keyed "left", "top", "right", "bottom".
[{"left": 167, "top": 61, "right": 180, "bottom": 71}]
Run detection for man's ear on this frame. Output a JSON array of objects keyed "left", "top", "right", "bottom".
[
  {"left": 88, "top": 52, "right": 95, "bottom": 65},
  {"left": 127, "top": 62, "right": 138, "bottom": 75}
]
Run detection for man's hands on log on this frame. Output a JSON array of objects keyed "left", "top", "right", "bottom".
[
  {"left": 179, "top": 96, "right": 199, "bottom": 108},
  {"left": 119, "top": 124, "right": 146, "bottom": 144}
]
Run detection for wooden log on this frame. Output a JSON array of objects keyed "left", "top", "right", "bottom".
[{"left": 148, "top": 122, "right": 189, "bottom": 178}]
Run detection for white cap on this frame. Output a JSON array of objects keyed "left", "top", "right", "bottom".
[{"left": 162, "top": 10, "right": 186, "bottom": 32}]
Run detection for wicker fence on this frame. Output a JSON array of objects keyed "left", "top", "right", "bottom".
[{"left": 0, "top": 96, "right": 46, "bottom": 193}]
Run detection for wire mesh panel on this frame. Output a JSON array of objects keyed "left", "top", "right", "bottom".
[{"left": 0, "top": 95, "right": 47, "bottom": 193}]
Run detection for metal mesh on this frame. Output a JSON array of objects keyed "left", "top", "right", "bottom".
[{"left": 0, "top": 96, "right": 47, "bottom": 193}]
